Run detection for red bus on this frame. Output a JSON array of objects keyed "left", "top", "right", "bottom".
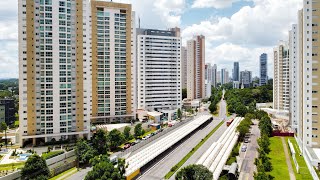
[{"left": 226, "top": 118, "right": 234, "bottom": 127}]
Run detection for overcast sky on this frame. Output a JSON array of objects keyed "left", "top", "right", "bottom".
[{"left": 0, "top": 0, "right": 302, "bottom": 79}]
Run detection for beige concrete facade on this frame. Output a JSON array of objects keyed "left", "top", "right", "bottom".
[
  {"left": 91, "top": 1, "right": 133, "bottom": 123},
  {"left": 273, "top": 41, "right": 290, "bottom": 111},
  {"left": 187, "top": 35, "right": 205, "bottom": 100}
]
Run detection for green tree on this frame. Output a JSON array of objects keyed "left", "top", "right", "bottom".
[
  {"left": 235, "top": 104, "right": 247, "bottom": 117},
  {"left": 92, "top": 129, "right": 109, "bottom": 155},
  {"left": 21, "top": 154, "right": 50, "bottom": 180},
  {"left": 0, "top": 122, "right": 8, "bottom": 149},
  {"left": 177, "top": 108, "right": 182, "bottom": 119},
  {"left": 209, "top": 102, "right": 217, "bottom": 114},
  {"left": 85, "top": 155, "right": 125, "bottom": 180},
  {"left": 123, "top": 126, "right": 132, "bottom": 141},
  {"left": 75, "top": 138, "right": 96, "bottom": 164},
  {"left": 182, "top": 88, "right": 187, "bottom": 100},
  {"left": 236, "top": 123, "right": 250, "bottom": 140},
  {"left": 175, "top": 164, "right": 213, "bottom": 180},
  {"left": 257, "top": 134, "right": 270, "bottom": 154},
  {"left": 108, "top": 129, "right": 125, "bottom": 150},
  {"left": 134, "top": 123, "right": 144, "bottom": 138}
]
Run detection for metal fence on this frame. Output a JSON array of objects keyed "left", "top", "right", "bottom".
[{"left": 116, "top": 116, "right": 195, "bottom": 158}]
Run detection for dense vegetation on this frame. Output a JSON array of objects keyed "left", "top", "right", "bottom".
[
  {"left": 21, "top": 154, "right": 50, "bottom": 180},
  {"left": 175, "top": 164, "right": 213, "bottom": 180},
  {"left": 254, "top": 110, "right": 274, "bottom": 180},
  {"left": 224, "top": 85, "right": 272, "bottom": 116},
  {"left": 209, "top": 88, "right": 222, "bottom": 114},
  {"left": 75, "top": 127, "right": 146, "bottom": 179},
  {"left": 0, "top": 79, "right": 18, "bottom": 98},
  {"left": 85, "top": 155, "right": 126, "bottom": 180}
]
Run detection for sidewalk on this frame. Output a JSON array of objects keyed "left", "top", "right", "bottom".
[
  {"left": 52, "top": 167, "right": 77, "bottom": 180},
  {"left": 281, "top": 137, "right": 296, "bottom": 180}
]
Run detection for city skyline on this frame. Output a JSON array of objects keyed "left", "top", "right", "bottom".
[{"left": 0, "top": 0, "right": 302, "bottom": 79}]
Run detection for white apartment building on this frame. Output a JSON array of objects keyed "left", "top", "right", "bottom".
[
  {"left": 289, "top": 24, "right": 301, "bottom": 134},
  {"left": 205, "top": 80, "right": 211, "bottom": 98},
  {"left": 91, "top": 1, "right": 136, "bottom": 124},
  {"left": 205, "top": 63, "right": 213, "bottom": 85},
  {"left": 18, "top": 0, "right": 135, "bottom": 145},
  {"left": 187, "top": 35, "right": 205, "bottom": 100},
  {"left": 273, "top": 41, "right": 290, "bottom": 111},
  {"left": 212, "top": 64, "right": 217, "bottom": 88},
  {"left": 18, "top": 0, "right": 92, "bottom": 145},
  {"left": 288, "top": 1, "right": 320, "bottom": 172},
  {"left": 137, "top": 28, "right": 182, "bottom": 111}
]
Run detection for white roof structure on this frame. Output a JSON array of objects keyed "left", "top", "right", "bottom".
[
  {"left": 197, "top": 117, "right": 243, "bottom": 179},
  {"left": 125, "top": 115, "right": 212, "bottom": 176}
]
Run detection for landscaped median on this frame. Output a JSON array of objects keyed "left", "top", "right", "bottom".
[
  {"left": 164, "top": 120, "right": 224, "bottom": 179},
  {"left": 42, "top": 150, "right": 65, "bottom": 160}
]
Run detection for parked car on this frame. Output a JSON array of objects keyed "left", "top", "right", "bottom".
[
  {"left": 130, "top": 142, "right": 137, "bottom": 146},
  {"left": 241, "top": 145, "right": 247, "bottom": 152},
  {"left": 244, "top": 138, "right": 249, "bottom": 143},
  {"left": 142, "top": 136, "right": 148, "bottom": 140},
  {"left": 124, "top": 143, "right": 131, "bottom": 149}
]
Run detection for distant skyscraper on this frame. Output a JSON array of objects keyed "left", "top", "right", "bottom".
[
  {"left": 240, "top": 70, "right": 252, "bottom": 88},
  {"left": 217, "top": 71, "right": 221, "bottom": 84},
  {"left": 221, "top": 69, "right": 226, "bottom": 85},
  {"left": 233, "top": 62, "right": 240, "bottom": 81},
  {"left": 221, "top": 68, "right": 229, "bottom": 85},
  {"left": 212, "top": 64, "right": 217, "bottom": 87},
  {"left": 181, "top": 46, "right": 188, "bottom": 89},
  {"left": 273, "top": 41, "right": 290, "bottom": 111},
  {"left": 137, "top": 28, "right": 181, "bottom": 111},
  {"left": 205, "top": 63, "right": 213, "bottom": 84},
  {"left": 259, "top": 53, "right": 268, "bottom": 86},
  {"left": 187, "top": 35, "right": 205, "bottom": 100}
]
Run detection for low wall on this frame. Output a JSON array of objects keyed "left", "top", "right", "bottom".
[
  {"left": 46, "top": 150, "right": 75, "bottom": 166},
  {"left": 272, "top": 132, "right": 294, "bottom": 137},
  {"left": 0, "top": 150, "right": 76, "bottom": 180}
]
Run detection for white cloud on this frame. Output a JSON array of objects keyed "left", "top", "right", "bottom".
[
  {"left": 182, "top": 0, "right": 302, "bottom": 77},
  {"left": 192, "top": 0, "right": 240, "bottom": 9},
  {"left": 206, "top": 42, "right": 273, "bottom": 77},
  {"left": 153, "top": 0, "right": 186, "bottom": 27}
]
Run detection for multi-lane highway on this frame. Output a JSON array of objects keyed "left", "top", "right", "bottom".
[
  {"left": 138, "top": 119, "right": 225, "bottom": 180},
  {"left": 139, "top": 92, "right": 228, "bottom": 180}
]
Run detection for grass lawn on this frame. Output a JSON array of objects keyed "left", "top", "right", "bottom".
[
  {"left": 0, "top": 162, "right": 25, "bottom": 171},
  {"left": 285, "top": 137, "right": 313, "bottom": 180},
  {"left": 42, "top": 150, "right": 64, "bottom": 160},
  {"left": 269, "top": 137, "right": 290, "bottom": 179},
  {"left": 164, "top": 120, "right": 224, "bottom": 179},
  {"left": 14, "top": 120, "right": 19, "bottom": 127},
  {"left": 50, "top": 167, "right": 77, "bottom": 180}
]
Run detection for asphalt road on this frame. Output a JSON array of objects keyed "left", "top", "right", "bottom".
[
  {"left": 139, "top": 93, "right": 228, "bottom": 180},
  {"left": 138, "top": 119, "right": 224, "bottom": 180},
  {"left": 66, "top": 166, "right": 92, "bottom": 180},
  {"left": 239, "top": 120, "right": 260, "bottom": 180},
  {"left": 169, "top": 123, "right": 228, "bottom": 179}
]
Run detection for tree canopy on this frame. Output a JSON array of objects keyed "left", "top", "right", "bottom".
[
  {"left": 175, "top": 164, "right": 213, "bottom": 180},
  {"left": 108, "top": 129, "right": 125, "bottom": 150},
  {"left": 134, "top": 123, "right": 145, "bottom": 138},
  {"left": 123, "top": 126, "right": 133, "bottom": 141},
  {"left": 85, "top": 155, "right": 126, "bottom": 180},
  {"left": 75, "top": 138, "right": 97, "bottom": 164},
  {"left": 92, "top": 129, "right": 109, "bottom": 155},
  {"left": 21, "top": 154, "right": 50, "bottom": 180}
]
